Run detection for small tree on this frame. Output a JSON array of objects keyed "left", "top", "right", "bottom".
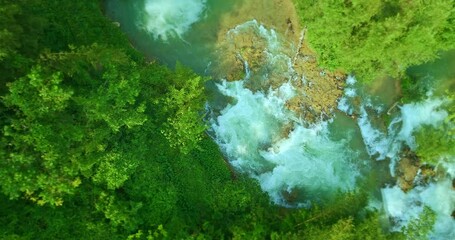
[{"left": 156, "top": 63, "right": 207, "bottom": 155}]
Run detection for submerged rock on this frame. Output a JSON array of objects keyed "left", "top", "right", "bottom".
[
  {"left": 281, "top": 188, "right": 300, "bottom": 204},
  {"left": 419, "top": 164, "right": 436, "bottom": 183}
]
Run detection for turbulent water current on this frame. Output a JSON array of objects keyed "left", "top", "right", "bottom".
[
  {"left": 105, "top": 0, "right": 455, "bottom": 238},
  {"left": 208, "top": 20, "right": 360, "bottom": 206},
  {"left": 140, "top": 0, "right": 207, "bottom": 41}
]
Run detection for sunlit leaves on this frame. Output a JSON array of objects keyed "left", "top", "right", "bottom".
[
  {"left": 82, "top": 63, "right": 147, "bottom": 132},
  {"left": 95, "top": 191, "right": 143, "bottom": 231},
  {"left": 415, "top": 97, "right": 455, "bottom": 164},
  {"left": 92, "top": 152, "right": 138, "bottom": 190},
  {"left": 158, "top": 63, "right": 207, "bottom": 154},
  {"left": 0, "top": 45, "right": 147, "bottom": 206},
  {"left": 4, "top": 66, "right": 73, "bottom": 116},
  {"left": 402, "top": 206, "right": 436, "bottom": 240},
  {"left": 296, "top": 0, "right": 455, "bottom": 82}
]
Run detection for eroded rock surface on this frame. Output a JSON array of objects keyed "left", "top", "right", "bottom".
[
  {"left": 211, "top": 0, "right": 345, "bottom": 123},
  {"left": 286, "top": 37, "right": 345, "bottom": 122},
  {"left": 396, "top": 155, "right": 420, "bottom": 192}
]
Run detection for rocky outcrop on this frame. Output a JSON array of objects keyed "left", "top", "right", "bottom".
[
  {"left": 396, "top": 150, "right": 420, "bottom": 192},
  {"left": 395, "top": 150, "right": 439, "bottom": 192},
  {"left": 396, "top": 157, "right": 419, "bottom": 192},
  {"left": 286, "top": 36, "right": 345, "bottom": 123},
  {"left": 210, "top": 0, "right": 345, "bottom": 124},
  {"left": 212, "top": 24, "right": 345, "bottom": 124}
]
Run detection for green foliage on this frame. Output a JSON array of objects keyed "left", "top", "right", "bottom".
[
  {"left": 402, "top": 206, "right": 436, "bottom": 240},
  {"left": 303, "top": 217, "right": 355, "bottom": 240},
  {"left": 157, "top": 63, "right": 208, "bottom": 154},
  {"left": 0, "top": 44, "right": 148, "bottom": 206},
  {"left": 299, "top": 191, "right": 368, "bottom": 226},
  {"left": 0, "top": 1, "right": 20, "bottom": 62},
  {"left": 95, "top": 191, "right": 143, "bottom": 231},
  {"left": 415, "top": 98, "right": 455, "bottom": 164},
  {"left": 4, "top": 66, "right": 73, "bottom": 116},
  {"left": 415, "top": 124, "right": 455, "bottom": 165},
  {"left": 270, "top": 191, "right": 399, "bottom": 240},
  {"left": 400, "top": 74, "right": 433, "bottom": 103},
  {"left": 127, "top": 225, "right": 168, "bottom": 240},
  {"left": 2, "top": 67, "right": 79, "bottom": 206},
  {"left": 0, "top": 192, "right": 121, "bottom": 240},
  {"left": 271, "top": 210, "right": 395, "bottom": 240},
  {"left": 92, "top": 152, "right": 139, "bottom": 190},
  {"left": 295, "top": 0, "right": 455, "bottom": 82}
]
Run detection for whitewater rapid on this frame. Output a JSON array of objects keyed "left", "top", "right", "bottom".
[
  {"left": 209, "top": 21, "right": 360, "bottom": 206},
  {"left": 339, "top": 79, "right": 454, "bottom": 238},
  {"left": 140, "top": 0, "right": 207, "bottom": 41},
  {"left": 211, "top": 19, "right": 455, "bottom": 234}
]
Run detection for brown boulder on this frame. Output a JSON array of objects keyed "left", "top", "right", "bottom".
[{"left": 396, "top": 155, "right": 420, "bottom": 192}]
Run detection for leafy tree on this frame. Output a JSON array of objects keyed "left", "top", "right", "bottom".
[
  {"left": 399, "top": 74, "right": 433, "bottom": 103},
  {"left": 0, "top": 191, "right": 121, "bottom": 239},
  {"left": 415, "top": 124, "right": 455, "bottom": 165},
  {"left": 0, "top": 45, "right": 146, "bottom": 206},
  {"left": 155, "top": 63, "right": 208, "bottom": 154},
  {"left": 352, "top": 212, "right": 390, "bottom": 240},
  {"left": 415, "top": 96, "right": 454, "bottom": 164},
  {"left": 402, "top": 206, "right": 436, "bottom": 240},
  {"left": 295, "top": 0, "right": 455, "bottom": 81}
]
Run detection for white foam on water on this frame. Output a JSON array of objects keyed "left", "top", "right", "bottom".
[
  {"left": 382, "top": 186, "right": 423, "bottom": 230},
  {"left": 210, "top": 21, "right": 360, "bottom": 205},
  {"left": 141, "top": 0, "right": 207, "bottom": 41},
  {"left": 226, "top": 20, "right": 296, "bottom": 81},
  {"left": 357, "top": 106, "right": 393, "bottom": 160},
  {"left": 211, "top": 79, "right": 360, "bottom": 205},
  {"left": 357, "top": 96, "right": 455, "bottom": 238},
  {"left": 442, "top": 160, "right": 455, "bottom": 178},
  {"left": 397, "top": 98, "right": 448, "bottom": 148},
  {"left": 346, "top": 75, "right": 357, "bottom": 85},
  {"left": 344, "top": 88, "right": 357, "bottom": 97},
  {"left": 211, "top": 80, "right": 292, "bottom": 171},
  {"left": 337, "top": 75, "right": 358, "bottom": 114},
  {"left": 357, "top": 98, "right": 448, "bottom": 165},
  {"left": 337, "top": 97, "right": 352, "bottom": 114},
  {"left": 257, "top": 123, "right": 359, "bottom": 205},
  {"left": 381, "top": 178, "right": 455, "bottom": 239}
]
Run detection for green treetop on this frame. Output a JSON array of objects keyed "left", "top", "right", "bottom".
[{"left": 295, "top": 0, "right": 455, "bottom": 82}]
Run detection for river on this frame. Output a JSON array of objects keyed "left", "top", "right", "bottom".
[{"left": 104, "top": 0, "right": 454, "bottom": 238}]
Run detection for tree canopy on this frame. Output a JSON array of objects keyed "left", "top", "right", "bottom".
[{"left": 295, "top": 0, "right": 455, "bottom": 82}]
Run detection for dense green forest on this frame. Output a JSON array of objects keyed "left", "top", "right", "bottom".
[
  {"left": 0, "top": 0, "right": 453, "bottom": 239},
  {"left": 295, "top": 0, "right": 455, "bottom": 82}
]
